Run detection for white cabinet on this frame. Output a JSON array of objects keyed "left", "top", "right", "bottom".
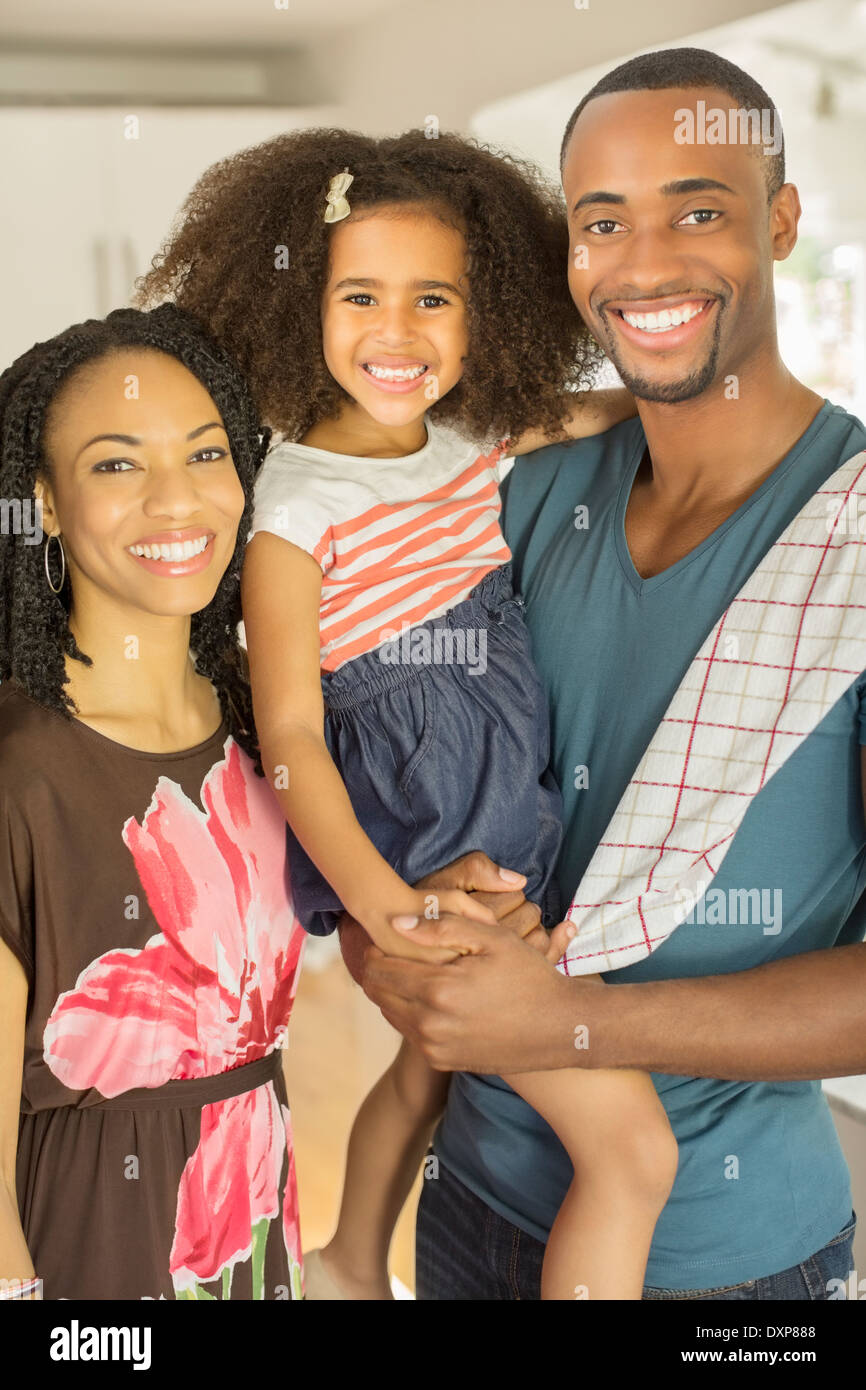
[{"left": 0, "top": 105, "right": 336, "bottom": 369}]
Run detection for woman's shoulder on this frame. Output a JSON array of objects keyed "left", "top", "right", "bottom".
[
  {"left": 0, "top": 680, "right": 58, "bottom": 758},
  {"left": 0, "top": 680, "right": 87, "bottom": 802}
]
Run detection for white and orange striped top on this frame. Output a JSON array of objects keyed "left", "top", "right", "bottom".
[{"left": 249, "top": 419, "right": 512, "bottom": 672}]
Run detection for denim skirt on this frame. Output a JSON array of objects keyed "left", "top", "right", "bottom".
[{"left": 288, "top": 562, "right": 563, "bottom": 935}]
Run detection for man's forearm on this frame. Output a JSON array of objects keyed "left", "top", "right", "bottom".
[{"left": 595, "top": 942, "right": 866, "bottom": 1080}]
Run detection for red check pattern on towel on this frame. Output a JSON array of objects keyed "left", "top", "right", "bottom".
[
  {"left": 249, "top": 421, "right": 511, "bottom": 672},
  {"left": 559, "top": 448, "right": 866, "bottom": 976}
]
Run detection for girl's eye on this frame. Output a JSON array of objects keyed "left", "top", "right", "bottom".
[
  {"left": 585, "top": 218, "right": 626, "bottom": 236},
  {"left": 343, "top": 293, "right": 449, "bottom": 309},
  {"left": 678, "top": 208, "right": 721, "bottom": 226}
]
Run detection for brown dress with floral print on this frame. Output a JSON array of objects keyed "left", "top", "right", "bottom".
[{"left": 0, "top": 681, "right": 306, "bottom": 1300}]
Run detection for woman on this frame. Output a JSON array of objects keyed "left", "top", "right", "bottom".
[{"left": 0, "top": 304, "right": 305, "bottom": 1300}]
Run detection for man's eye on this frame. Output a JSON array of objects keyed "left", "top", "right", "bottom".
[
  {"left": 586, "top": 219, "right": 624, "bottom": 235},
  {"left": 678, "top": 209, "right": 721, "bottom": 226}
]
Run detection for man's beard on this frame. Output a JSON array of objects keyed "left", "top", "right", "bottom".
[{"left": 597, "top": 302, "right": 724, "bottom": 404}]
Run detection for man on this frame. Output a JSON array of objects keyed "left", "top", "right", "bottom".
[{"left": 341, "top": 47, "right": 866, "bottom": 1299}]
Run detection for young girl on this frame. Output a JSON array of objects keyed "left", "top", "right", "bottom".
[
  {"left": 137, "top": 130, "right": 678, "bottom": 1300},
  {"left": 0, "top": 305, "right": 305, "bottom": 1300}
]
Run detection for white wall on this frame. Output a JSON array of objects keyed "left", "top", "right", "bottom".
[
  {"left": 317, "top": 0, "right": 792, "bottom": 133},
  {"left": 0, "top": 106, "right": 339, "bottom": 369}
]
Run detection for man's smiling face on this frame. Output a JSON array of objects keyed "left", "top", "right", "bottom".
[{"left": 562, "top": 87, "right": 796, "bottom": 403}]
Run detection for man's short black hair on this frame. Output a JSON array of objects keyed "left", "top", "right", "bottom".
[{"left": 560, "top": 46, "right": 785, "bottom": 201}]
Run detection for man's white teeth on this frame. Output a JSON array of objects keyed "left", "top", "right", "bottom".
[
  {"left": 621, "top": 302, "right": 707, "bottom": 332},
  {"left": 129, "top": 536, "right": 209, "bottom": 561},
  {"left": 364, "top": 363, "right": 427, "bottom": 381}
]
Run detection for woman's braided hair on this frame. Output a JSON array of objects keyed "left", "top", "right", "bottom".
[{"left": 0, "top": 302, "right": 269, "bottom": 770}]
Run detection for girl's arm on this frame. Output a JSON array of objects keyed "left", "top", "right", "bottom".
[
  {"left": 241, "top": 533, "right": 496, "bottom": 964},
  {"left": 0, "top": 938, "right": 37, "bottom": 1294},
  {"left": 507, "top": 387, "right": 638, "bottom": 457}
]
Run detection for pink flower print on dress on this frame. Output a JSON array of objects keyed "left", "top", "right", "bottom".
[
  {"left": 170, "top": 1080, "right": 287, "bottom": 1297},
  {"left": 42, "top": 739, "right": 305, "bottom": 1298}
]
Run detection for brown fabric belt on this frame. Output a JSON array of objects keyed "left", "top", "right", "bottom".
[{"left": 27, "top": 1049, "right": 283, "bottom": 1113}]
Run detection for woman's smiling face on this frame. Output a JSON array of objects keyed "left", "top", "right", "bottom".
[
  {"left": 320, "top": 203, "right": 470, "bottom": 430},
  {"left": 37, "top": 348, "right": 246, "bottom": 620}
]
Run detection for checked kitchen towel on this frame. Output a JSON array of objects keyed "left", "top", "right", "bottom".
[{"left": 559, "top": 448, "right": 866, "bottom": 975}]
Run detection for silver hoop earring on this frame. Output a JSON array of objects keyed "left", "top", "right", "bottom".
[{"left": 44, "top": 534, "right": 66, "bottom": 594}]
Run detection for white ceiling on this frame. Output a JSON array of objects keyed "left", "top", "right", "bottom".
[
  {"left": 469, "top": 0, "right": 866, "bottom": 242},
  {"left": 0, "top": 0, "right": 402, "bottom": 45},
  {"left": 473, "top": 0, "right": 866, "bottom": 168}
]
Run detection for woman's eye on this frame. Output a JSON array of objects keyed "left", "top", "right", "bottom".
[
  {"left": 586, "top": 219, "right": 625, "bottom": 236},
  {"left": 93, "top": 459, "right": 135, "bottom": 473},
  {"left": 92, "top": 448, "right": 227, "bottom": 473},
  {"left": 345, "top": 293, "right": 375, "bottom": 306},
  {"left": 190, "top": 447, "right": 227, "bottom": 463},
  {"left": 419, "top": 294, "right": 448, "bottom": 309},
  {"left": 678, "top": 209, "right": 721, "bottom": 226}
]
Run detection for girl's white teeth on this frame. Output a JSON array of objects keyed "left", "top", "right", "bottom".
[
  {"left": 129, "top": 536, "right": 209, "bottom": 561},
  {"left": 364, "top": 363, "right": 427, "bottom": 381},
  {"left": 622, "top": 303, "right": 706, "bottom": 332}
]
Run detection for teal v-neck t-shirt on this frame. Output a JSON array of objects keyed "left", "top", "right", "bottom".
[{"left": 434, "top": 399, "right": 866, "bottom": 1290}]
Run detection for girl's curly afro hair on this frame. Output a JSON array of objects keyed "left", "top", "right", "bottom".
[
  {"left": 135, "top": 128, "right": 602, "bottom": 443},
  {"left": 0, "top": 302, "right": 270, "bottom": 770}
]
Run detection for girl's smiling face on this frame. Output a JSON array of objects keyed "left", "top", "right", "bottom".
[
  {"left": 320, "top": 204, "right": 470, "bottom": 431},
  {"left": 36, "top": 348, "right": 246, "bottom": 621}
]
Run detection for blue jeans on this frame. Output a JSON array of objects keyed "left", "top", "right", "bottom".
[{"left": 416, "top": 1157, "right": 857, "bottom": 1300}]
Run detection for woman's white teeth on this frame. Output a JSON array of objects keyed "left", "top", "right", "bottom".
[
  {"left": 622, "top": 303, "right": 706, "bottom": 332},
  {"left": 129, "top": 536, "right": 209, "bottom": 561},
  {"left": 364, "top": 363, "right": 427, "bottom": 381}
]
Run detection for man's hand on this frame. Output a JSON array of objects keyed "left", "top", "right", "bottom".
[
  {"left": 362, "top": 913, "right": 600, "bottom": 1074},
  {"left": 415, "top": 851, "right": 550, "bottom": 949}
]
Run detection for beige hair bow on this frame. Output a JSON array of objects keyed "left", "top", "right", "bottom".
[{"left": 324, "top": 168, "right": 354, "bottom": 224}]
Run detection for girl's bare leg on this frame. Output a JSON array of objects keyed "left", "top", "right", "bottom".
[
  {"left": 504, "top": 1066, "right": 678, "bottom": 1300},
  {"left": 315, "top": 1037, "right": 449, "bottom": 1299}
]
